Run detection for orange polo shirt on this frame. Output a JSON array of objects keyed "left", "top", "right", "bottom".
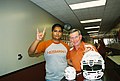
[{"left": 67, "top": 41, "right": 97, "bottom": 71}]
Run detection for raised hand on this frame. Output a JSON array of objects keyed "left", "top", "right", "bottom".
[{"left": 37, "top": 27, "right": 46, "bottom": 41}]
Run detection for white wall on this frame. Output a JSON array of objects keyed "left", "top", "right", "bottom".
[{"left": 0, "top": 0, "right": 63, "bottom": 76}]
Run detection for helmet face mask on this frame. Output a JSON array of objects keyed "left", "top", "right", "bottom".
[
  {"left": 81, "top": 51, "right": 105, "bottom": 80},
  {"left": 64, "top": 66, "right": 76, "bottom": 80}
]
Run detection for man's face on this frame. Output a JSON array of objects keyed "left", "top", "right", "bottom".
[
  {"left": 52, "top": 27, "right": 62, "bottom": 40},
  {"left": 69, "top": 31, "right": 82, "bottom": 46}
]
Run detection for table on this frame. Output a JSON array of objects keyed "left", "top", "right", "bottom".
[{"left": 107, "top": 55, "right": 120, "bottom": 65}]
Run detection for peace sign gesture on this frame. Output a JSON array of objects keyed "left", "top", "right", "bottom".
[{"left": 37, "top": 27, "right": 46, "bottom": 41}]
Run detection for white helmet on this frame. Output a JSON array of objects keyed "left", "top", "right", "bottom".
[
  {"left": 81, "top": 51, "right": 105, "bottom": 80},
  {"left": 64, "top": 66, "right": 76, "bottom": 81}
]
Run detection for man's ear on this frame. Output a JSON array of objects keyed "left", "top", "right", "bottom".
[{"left": 79, "top": 35, "right": 82, "bottom": 39}]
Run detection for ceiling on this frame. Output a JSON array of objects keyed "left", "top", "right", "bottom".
[{"left": 30, "top": 0, "right": 120, "bottom": 37}]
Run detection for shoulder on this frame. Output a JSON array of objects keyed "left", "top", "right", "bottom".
[
  {"left": 39, "top": 39, "right": 52, "bottom": 47},
  {"left": 84, "top": 43, "right": 97, "bottom": 52},
  {"left": 60, "top": 40, "right": 68, "bottom": 46},
  {"left": 41, "top": 39, "right": 52, "bottom": 43},
  {"left": 84, "top": 43, "right": 94, "bottom": 47},
  {"left": 60, "top": 40, "right": 70, "bottom": 50}
]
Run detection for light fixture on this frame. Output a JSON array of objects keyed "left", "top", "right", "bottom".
[
  {"left": 80, "top": 19, "right": 102, "bottom": 23},
  {"left": 87, "top": 31, "right": 99, "bottom": 33},
  {"left": 84, "top": 26, "right": 100, "bottom": 29},
  {"left": 89, "top": 33, "right": 98, "bottom": 36},
  {"left": 69, "top": 0, "right": 106, "bottom": 10},
  {"left": 89, "top": 33, "right": 99, "bottom": 37}
]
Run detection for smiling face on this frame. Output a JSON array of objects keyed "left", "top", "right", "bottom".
[
  {"left": 52, "top": 26, "right": 62, "bottom": 42},
  {"left": 69, "top": 31, "right": 82, "bottom": 47}
]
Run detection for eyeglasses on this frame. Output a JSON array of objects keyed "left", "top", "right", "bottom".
[{"left": 70, "top": 35, "right": 79, "bottom": 40}]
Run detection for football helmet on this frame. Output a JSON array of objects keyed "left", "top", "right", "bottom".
[
  {"left": 64, "top": 66, "right": 76, "bottom": 80},
  {"left": 81, "top": 51, "right": 105, "bottom": 80}
]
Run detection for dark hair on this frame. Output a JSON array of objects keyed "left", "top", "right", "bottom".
[
  {"left": 69, "top": 29, "right": 81, "bottom": 35},
  {"left": 52, "top": 24, "right": 63, "bottom": 32}
]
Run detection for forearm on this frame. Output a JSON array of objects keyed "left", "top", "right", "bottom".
[{"left": 28, "top": 39, "right": 41, "bottom": 57}]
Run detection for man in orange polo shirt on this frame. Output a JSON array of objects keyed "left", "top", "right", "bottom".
[{"left": 67, "top": 29, "right": 97, "bottom": 72}]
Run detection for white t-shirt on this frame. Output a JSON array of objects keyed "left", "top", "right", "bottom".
[{"left": 36, "top": 39, "right": 70, "bottom": 81}]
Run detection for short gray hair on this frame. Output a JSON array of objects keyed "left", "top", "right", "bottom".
[{"left": 69, "top": 29, "right": 81, "bottom": 35}]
